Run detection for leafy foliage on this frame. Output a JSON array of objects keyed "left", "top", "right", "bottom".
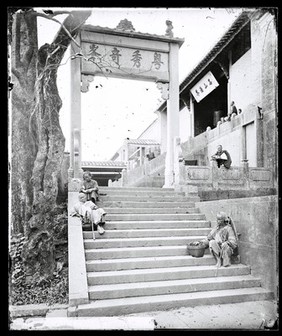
[
  {"left": 10, "top": 267, "right": 68, "bottom": 306},
  {"left": 9, "top": 203, "right": 69, "bottom": 306}
]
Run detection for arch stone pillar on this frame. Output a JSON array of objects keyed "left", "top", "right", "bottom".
[
  {"left": 68, "top": 37, "right": 83, "bottom": 180},
  {"left": 163, "top": 43, "right": 180, "bottom": 187},
  {"left": 68, "top": 21, "right": 184, "bottom": 186}
]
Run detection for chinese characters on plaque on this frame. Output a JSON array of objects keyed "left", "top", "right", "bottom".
[
  {"left": 131, "top": 50, "right": 142, "bottom": 68},
  {"left": 190, "top": 71, "right": 219, "bottom": 102},
  {"left": 110, "top": 47, "right": 122, "bottom": 65},
  {"left": 82, "top": 43, "right": 169, "bottom": 81}
]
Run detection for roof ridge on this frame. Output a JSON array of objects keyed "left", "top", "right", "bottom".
[
  {"left": 157, "top": 10, "right": 254, "bottom": 112},
  {"left": 81, "top": 23, "right": 184, "bottom": 45},
  {"left": 82, "top": 161, "right": 127, "bottom": 167}
]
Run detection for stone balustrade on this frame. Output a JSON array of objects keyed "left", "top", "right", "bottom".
[
  {"left": 111, "top": 152, "right": 166, "bottom": 187},
  {"left": 181, "top": 104, "right": 260, "bottom": 168},
  {"left": 111, "top": 152, "right": 274, "bottom": 194},
  {"left": 179, "top": 160, "right": 274, "bottom": 192}
]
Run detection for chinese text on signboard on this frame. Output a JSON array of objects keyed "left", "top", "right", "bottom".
[
  {"left": 82, "top": 42, "right": 169, "bottom": 81},
  {"left": 190, "top": 71, "right": 219, "bottom": 103}
]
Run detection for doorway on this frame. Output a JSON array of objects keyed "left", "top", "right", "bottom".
[{"left": 193, "top": 74, "right": 228, "bottom": 136}]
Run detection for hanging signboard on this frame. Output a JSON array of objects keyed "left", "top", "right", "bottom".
[
  {"left": 81, "top": 41, "right": 169, "bottom": 82},
  {"left": 190, "top": 71, "right": 219, "bottom": 103}
]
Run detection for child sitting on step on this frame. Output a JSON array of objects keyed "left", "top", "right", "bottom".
[{"left": 70, "top": 192, "right": 106, "bottom": 235}]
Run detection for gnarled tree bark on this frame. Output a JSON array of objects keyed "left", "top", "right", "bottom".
[
  {"left": 10, "top": 8, "right": 91, "bottom": 282},
  {"left": 10, "top": 9, "right": 38, "bottom": 235}
]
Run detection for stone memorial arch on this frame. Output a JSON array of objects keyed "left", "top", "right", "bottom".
[{"left": 68, "top": 19, "right": 184, "bottom": 187}]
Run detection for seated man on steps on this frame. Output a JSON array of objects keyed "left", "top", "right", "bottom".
[
  {"left": 70, "top": 192, "right": 106, "bottom": 235},
  {"left": 193, "top": 212, "right": 238, "bottom": 267},
  {"left": 80, "top": 171, "right": 100, "bottom": 203}
]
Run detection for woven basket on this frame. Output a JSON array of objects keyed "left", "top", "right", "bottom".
[{"left": 187, "top": 243, "right": 206, "bottom": 257}]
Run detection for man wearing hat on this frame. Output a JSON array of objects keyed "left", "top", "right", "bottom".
[{"left": 200, "top": 212, "right": 238, "bottom": 267}]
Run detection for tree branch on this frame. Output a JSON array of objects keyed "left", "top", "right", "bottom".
[
  {"left": 11, "top": 67, "right": 21, "bottom": 81},
  {"left": 41, "top": 10, "right": 92, "bottom": 69},
  {"left": 14, "top": 13, "right": 22, "bottom": 69},
  {"left": 35, "top": 12, "right": 81, "bottom": 48},
  {"left": 41, "top": 9, "right": 71, "bottom": 17},
  {"left": 22, "top": 12, "right": 38, "bottom": 72},
  {"left": 52, "top": 10, "right": 92, "bottom": 48}
]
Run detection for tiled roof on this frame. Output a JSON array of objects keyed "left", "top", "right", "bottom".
[
  {"left": 126, "top": 139, "right": 160, "bottom": 145},
  {"left": 157, "top": 10, "right": 253, "bottom": 112},
  {"left": 81, "top": 24, "right": 184, "bottom": 46},
  {"left": 179, "top": 11, "right": 252, "bottom": 93},
  {"left": 82, "top": 161, "right": 127, "bottom": 168}
]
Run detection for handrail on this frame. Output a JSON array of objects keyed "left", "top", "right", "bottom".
[
  {"left": 68, "top": 191, "right": 89, "bottom": 306},
  {"left": 128, "top": 147, "right": 141, "bottom": 160}
]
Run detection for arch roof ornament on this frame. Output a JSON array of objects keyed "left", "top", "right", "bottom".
[
  {"left": 116, "top": 18, "right": 135, "bottom": 32},
  {"left": 80, "top": 23, "right": 184, "bottom": 46}
]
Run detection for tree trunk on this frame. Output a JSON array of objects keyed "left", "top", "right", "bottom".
[
  {"left": 10, "top": 10, "right": 38, "bottom": 234},
  {"left": 10, "top": 9, "right": 91, "bottom": 282}
]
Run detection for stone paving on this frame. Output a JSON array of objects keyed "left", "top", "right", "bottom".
[
  {"left": 9, "top": 300, "right": 278, "bottom": 330},
  {"left": 128, "top": 300, "right": 278, "bottom": 330}
]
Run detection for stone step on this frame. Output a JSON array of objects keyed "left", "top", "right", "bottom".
[
  {"left": 84, "top": 236, "right": 206, "bottom": 249},
  {"left": 99, "top": 188, "right": 178, "bottom": 194},
  {"left": 103, "top": 207, "right": 200, "bottom": 214},
  {"left": 105, "top": 213, "right": 206, "bottom": 221},
  {"left": 103, "top": 220, "right": 210, "bottom": 230},
  {"left": 85, "top": 245, "right": 193, "bottom": 260},
  {"left": 70, "top": 287, "right": 274, "bottom": 317},
  {"left": 100, "top": 190, "right": 185, "bottom": 197},
  {"left": 100, "top": 201, "right": 196, "bottom": 208},
  {"left": 87, "top": 264, "right": 251, "bottom": 285},
  {"left": 98, "top": 196, "right": 200, "bottom": 202},
  {"left": 140, "top": 181, "right": 166, "bottom": 188},
  {"left": 99, "top": 187, "right": 174, "bottom": 192},
  {"left": 83, "top": 228, "right": 211, "bottom": 239},
  {"left": 86, "top": 254, "right": 215, "bottom": 272},
  {"left": 88, "top": 275, "right": 262, "bottom": 300}
]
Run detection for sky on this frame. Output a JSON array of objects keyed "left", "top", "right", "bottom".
[{"left": 37, "top": 7, "right": 243, "bottom": 161}]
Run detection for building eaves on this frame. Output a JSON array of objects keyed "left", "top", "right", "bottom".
[
  {"left": 157, "top": 10, "right": 253, "bottom": 113},
  {"left": 179, "top": 11, "right": 252, "bottom": 93},
  {"left": 126, "top": 139, "right": 160, "bottom": 145}
]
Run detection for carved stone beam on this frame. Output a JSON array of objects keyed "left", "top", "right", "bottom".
[
  {"left": 81, "top": 74, "right": 94, "bottom": 93},
  {"left": 156, "top": 82, "right": 169, "bottom": 100}
]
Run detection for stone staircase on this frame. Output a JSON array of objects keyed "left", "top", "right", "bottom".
[{"left": 72, "top": 187, "right": 273, "bottom": 317}]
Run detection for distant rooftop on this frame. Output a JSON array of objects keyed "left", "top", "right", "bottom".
[
  {"left": 82, "top": 161, "right": 127, "bottom": 168},
  {"left": 125, "top": 139, "right": 160, "bottom": 145}
]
